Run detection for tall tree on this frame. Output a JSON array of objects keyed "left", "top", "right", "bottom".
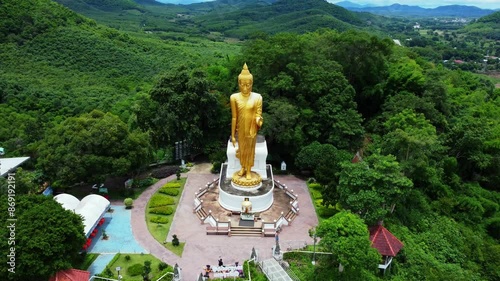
[
  {"left": 136, "top": 66, "right": 227, "bottom": 152},
  {"left": 315, "top": 29, "right": 393, "bottom": 119},
  {"left": 237, "top": 32, "right": 364, "bottom": 152},
  {"left": 316, "top": 210, "right": 380, "bottom": 280},
  {"left": 295, "top": 141, "right": 351, "bottom": 206},
  {"left": 337, "top": 152, "right": 413, "bottom": 225},
  {"left": 0, "top": 195, "right": 86, "bottom": 280},
  {"left": 37, "top": 110, "right": 151, "bottom": 186}
]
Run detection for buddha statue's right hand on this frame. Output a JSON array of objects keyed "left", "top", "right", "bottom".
[{"left": 231, "top": 137, "right": 236, "bottom": 147}]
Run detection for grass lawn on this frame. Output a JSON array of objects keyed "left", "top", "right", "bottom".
[
  {"left": 146, "top": 178, "right": 186, "bottom": 256},
  {"left": 283, "top": 251, "right": 335, "bottom": 281},
  {"left": 105, "top": 253, "right": 171, "bottom": 281}
]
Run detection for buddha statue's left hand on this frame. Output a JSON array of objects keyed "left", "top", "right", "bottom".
[{"left": 256, "top": 116, "right": 263, "bottom": 128}]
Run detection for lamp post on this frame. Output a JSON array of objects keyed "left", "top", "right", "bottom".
[
  {"left": 310, "top": 227, "right": 317, "bottom": 265},
  {"left": 115, "top": 266, "right": 121, "bottom": 280}
]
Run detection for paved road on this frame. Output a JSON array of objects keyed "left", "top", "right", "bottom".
[{"left": 131, "top": 167, "right": 318, "bottom": 281}]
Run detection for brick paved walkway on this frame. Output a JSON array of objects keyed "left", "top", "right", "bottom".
[{"left": 131, "top": 166, "right": 318, "bottom": 281}]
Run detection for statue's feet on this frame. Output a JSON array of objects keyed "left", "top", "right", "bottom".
[
  {"left": 237, "top": 168, "right": 245, "bottom": 177},
  {"left": 246, "top": 171, "right": 252, "bottom": 180}
]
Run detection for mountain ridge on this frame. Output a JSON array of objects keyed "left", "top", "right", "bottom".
[{"left": 336, "top": 2, "right": 496, "bottom": 17}]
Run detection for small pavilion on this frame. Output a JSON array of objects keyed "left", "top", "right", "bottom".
[{"left": 369, "top": 224, "right": 404, "bottom": 274}]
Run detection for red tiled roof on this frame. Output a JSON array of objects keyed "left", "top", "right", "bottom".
[
  {"left": 49, "top": 269, "right": 90, "bottom": 281},
  {"left": 369, "top": 225, "right": 404, "bottom": 257},
  {"left": 351, "top": 151, "right": 363, "bottom": 163}
]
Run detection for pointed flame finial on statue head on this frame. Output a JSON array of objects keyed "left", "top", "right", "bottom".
[{"left": 238, "top": 63, "right": 253, "bottom": 81}]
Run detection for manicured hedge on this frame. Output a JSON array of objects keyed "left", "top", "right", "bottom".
[
  {"left": 149, "top": 206, "right": 174, "bottom": 215},
  {"left": 162, "top": 182, "right": 181, "bottom": 188},
  {"left": 150, "top": 216, "right": 169, "bottom": 224},
  {"left": 159, "top": 188, "right": 179, "bottom": 196},
  {"left": 149, "top": 194, "right": 175, "bottom": 207}
]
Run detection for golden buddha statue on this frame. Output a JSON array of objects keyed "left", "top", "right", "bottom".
[{"left": 230, "top": 63, "right": 263, "bottom": 185}]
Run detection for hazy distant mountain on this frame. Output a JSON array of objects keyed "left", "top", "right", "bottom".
[
  {"left": 155, "top": 0, "right": 210, "bottom": 3},
  {"left": 334, "top": 1, "right": 364, "bottom": 8},
  {"left": 345, "top": 3, "right": 495, "bottom": 18}
]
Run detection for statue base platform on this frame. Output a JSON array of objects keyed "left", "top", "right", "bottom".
[
  {"left": 240, "top": 213, "right": 254, "bottom": 221},
  {"left": 231, "top": 171, "right": 262, "bottom": 191},
  {"left": 218, "top": 163, "right": 274, "bottom": 213}
]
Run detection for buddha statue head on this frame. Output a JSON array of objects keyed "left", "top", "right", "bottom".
[{"left": 238, "top": 63, "right": 253, "bottom": 96}]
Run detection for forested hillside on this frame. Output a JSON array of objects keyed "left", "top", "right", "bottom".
[
  {"left": 1, "top": 0, "right": 499, "bottom": 280},
  {"left": 464, "top": 11, "right": 500, "bottom": 40},
  {"left": 0, "top": 0, "right": 239, "bottom": 167},
  {"left": 192, "top": 0, "right": 364, "bottom": 38}
]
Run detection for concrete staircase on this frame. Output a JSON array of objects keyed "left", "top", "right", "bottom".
[
  {"left": 284, "top": 210, "right": 297, "bottom": 222},
  {"left": 230, "top": 225, "right": 262, "bottom": 237},
  {"left": 195, "top": 207, "right": 208, "bottom": 220}
]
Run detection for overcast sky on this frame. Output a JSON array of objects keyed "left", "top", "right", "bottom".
[{"left": 156, "top": 0, "right": 499, "bottom": 9}]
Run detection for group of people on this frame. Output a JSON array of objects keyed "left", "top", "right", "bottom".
[{"left": 203, "top": 257, "right": 243, "bottom": 279}]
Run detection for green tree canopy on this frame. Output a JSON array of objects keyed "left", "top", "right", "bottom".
[
  {"left": 337, "top": 152, "right": 413, "bottom": 225},
  {"left": 37, "top": 110, "right": 151, "bottom": 186},
  {"left": 316, "top": 210, "right": 380, "bottom": 280},
  {"left": 0, "top": 195, "right": 86, "bottom": 280},
  {"left": 295, "top": 141, "right": 351, "bottom": 206},
  {"left": 136, "top": 66, "right": 228, "bottom": 152}
]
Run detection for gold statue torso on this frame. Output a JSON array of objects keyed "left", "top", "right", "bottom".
[{"left": 231, "top": 64, "right": 263, "bottom": 185}]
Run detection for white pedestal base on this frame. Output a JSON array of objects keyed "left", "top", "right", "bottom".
[{"left": 226, "top": 135, "right": 268, "bottom": 179}]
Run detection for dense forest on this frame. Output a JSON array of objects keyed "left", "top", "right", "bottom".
[{"left": 1, "top": 0, "right": 499, "bottom": 280}]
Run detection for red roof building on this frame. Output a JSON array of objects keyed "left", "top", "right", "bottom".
[
  {"left": 369, "top": 225, "right": 404, "bottom": 272},
  {"left": 49, "top": 269, "right": 90, "bottom": 281},
  {"left": 351, "top": 151, "right": 363, "bottom": 163},
  {"left": 369, "top": 225, "right": 404, "bottom": 257}
]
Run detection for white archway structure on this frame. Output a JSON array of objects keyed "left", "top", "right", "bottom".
[{"left": 54, "top": 193, "right": 110, "bottom": 237}]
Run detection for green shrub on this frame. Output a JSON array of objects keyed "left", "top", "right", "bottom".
[
  {"left": 310, "top": 189, "right": 322, "bottom": 200},
  {"left": 150, "top": 216, "right": 169, "bottom": 224},
  {"left": 124, "top": 198, "right": 133, "bottom": 209},
  {"left": 149, "top": 194, "right": 175, "bottom": 207},
  {"left": 162, "top": 182, "right": 181, "bottom": 188},
  {"left": 149, "top": 206, "right": 174, "bottom": 215},
  {"left": 134, "top": 177, "right": 158, "bottom": 189},
  {"left": 159, "top": 188, "right": 179, "bottom": 196},
  {"left": 127, "top": 263, "right": 143, "bottom": 276},
  {"left": 308, "top": 183, "right": 322, "bottom": 190},
  {"left": 158, "top": 262, "right": 169, "bottom": 271},
  {"left": 211, "top": 162, "right": 221, "bottom": 173},
  {"left": 318, "top": 206, "right": 337, "bottom": 218},
  {"left": 125, "top": 255, "right": 131, "bottom": 261},
  {"left": 172, "top": 234, "right": 180, "bottom": 246}
]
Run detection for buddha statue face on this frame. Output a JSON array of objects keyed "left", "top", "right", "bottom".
[{"left": 238, "top": 76, "right": 253, "bottom": 96}]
